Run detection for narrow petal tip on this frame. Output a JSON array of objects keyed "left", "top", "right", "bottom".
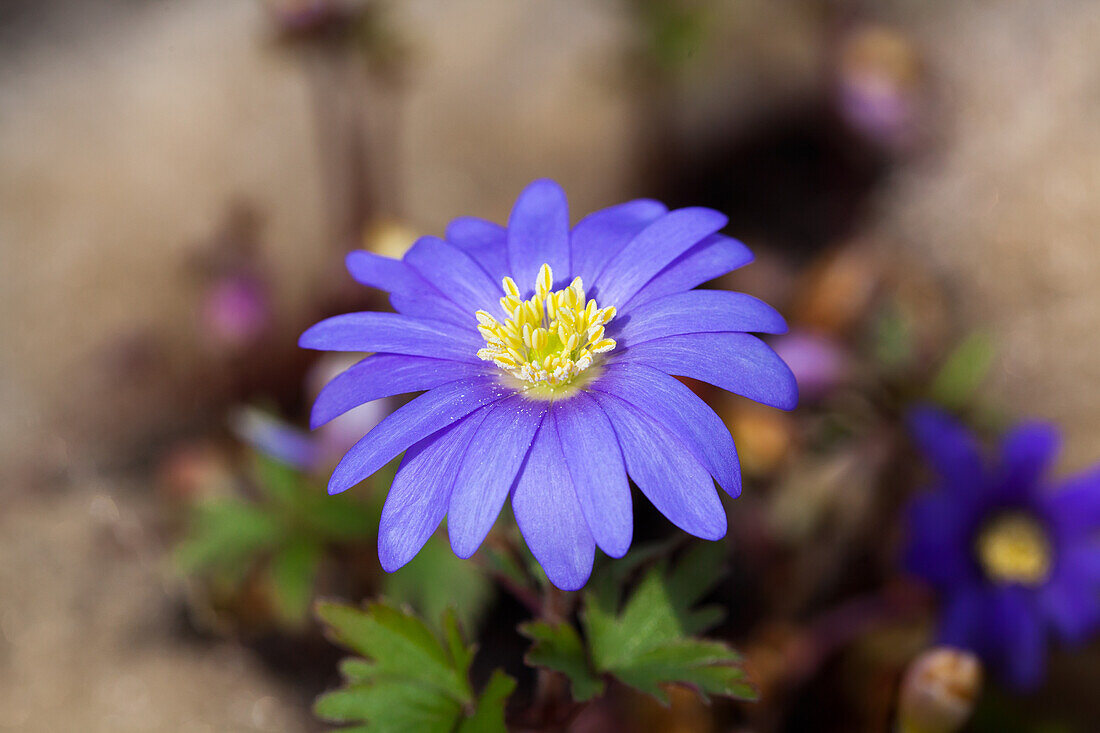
[
  {"left": 377, "top": 541, "right": 409, "bottom": 574},
  {"left": 298, "top": 324, "right": 321, "bottom": 349},
  {"left": 327, "top": 474, "right": 352, "bottom": 496},
  {"left": 545, "top": 565, "right": 593, "bottom": 592},
  {"left": 448, "top": 532, "right": 480, "bottom": 560}
]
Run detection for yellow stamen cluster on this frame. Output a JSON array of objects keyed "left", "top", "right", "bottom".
[
  {"left": 476, "top": 263, "right": 617, "bottom": 390},
  {"left": 976, "top": 513, "right": 1052, "bottom": 587}
]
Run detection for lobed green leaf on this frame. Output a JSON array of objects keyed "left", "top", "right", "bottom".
[
  {"left": 316, "top": 600, "right": 469, "bottom": 701},
  {"left": 314, "top": 601, "right": 517, "bottom": 732},
  {"left": 313, "top": 681, "right": 461, "bottom": 731},
  {"left": 455, "top": 670, "right": 517, "bottom": 733},
  {"left": 523, "top": 542, "right": 758, "bottom": 707},
  {"left": 519, "top": 621, "right": 604, "bottom": 702}
]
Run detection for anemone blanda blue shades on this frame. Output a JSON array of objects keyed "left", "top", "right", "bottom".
[
  {"left": 300, "top": 179, "right": 798, "bottom": 590},
  {"left": 904, "top": 408, "right": 1100, "bottom": 689}
]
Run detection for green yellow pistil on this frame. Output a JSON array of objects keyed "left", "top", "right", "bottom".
[
  {"left": 476, "top": 263, "right": 617, "bottom": 396},
  {"left": 976, "top": 513, "right": 1052, "bottom": 587}
]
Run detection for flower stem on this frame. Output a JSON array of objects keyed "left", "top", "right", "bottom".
[{"left": 528, "top": 584, "right": 574, "bottom": 731}]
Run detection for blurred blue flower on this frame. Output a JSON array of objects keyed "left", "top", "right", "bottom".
[
  {"left": 231, "top": 406, "right": 319, "bottom": 471},
  {"left": 904, "top": 408, "right": 1100, "bottom": 690},
  {"left": 300, "top": 179, "right": 797, "bottom": 590}
]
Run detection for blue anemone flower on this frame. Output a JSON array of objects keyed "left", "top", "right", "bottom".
[
  {"left": 905, "top": 408, "right": 1100, "bottom": 689},
  {"left": 300, "top": 179, "right": 797, "bottom": 590}
]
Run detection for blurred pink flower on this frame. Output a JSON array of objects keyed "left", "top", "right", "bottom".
[
  {"left": 771, "top": 331, "right": 848, "bottom": 401},
  {"left": 202, "top": 274, "right": 271, "bottom": 348}
]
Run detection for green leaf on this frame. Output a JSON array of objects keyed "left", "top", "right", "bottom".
[
  {"left": 519, "top": 621, "right": 604, "bottom": 702},
  {"left": 590, "top": 566, "right": 681, "bottom": 668},
  {"left": 664, "top": 542, "right": 726, "bottom": 635},
  {"left": 173, "top": 498, "right": 283, "bottom": 573},
  {"left": 586, "top": 542, "right": 726, "bottom": 669},
  {"left": 317, "top": 600, "right": 469, "bottom": 701},
  {"left": 605, "top": 638, "right": 752, "bottom": 704},
  {"left": 930, "top": 332, "right": 995, "bottom": 409},
  {"left": 585, "top": 537, "right": 681, "bottom": 615},
  {"left": 313, "top": 681, "right": 461, "bottom": 732},
  {"left": 567, "top": 543, "right": 757, "bottom": 706},
  {"left": 268, "top": 538, "right": 322, "bottom": 626},
  {"left": 314, "top": 601, "right": 516, "bottom": 732},
  {"left": 338, "top": 658, "right": 375, "bottom": 683},
  {"left": 455, "top": 670, "right": 517, "bottom": 733},
  {"left": 383, "top": 537, "right": 494, "bottom": 632},
  {"left": 441, "top": 608, "right": 475, "bottom": 677}
]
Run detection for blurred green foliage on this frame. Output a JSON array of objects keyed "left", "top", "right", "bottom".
[
  {"left": 631, "top": 0, "right": 709, "bottom": 73},
  {"left": 871, "top": 302, "right": 917, "bottom": 371},
  {"left": 174, "top": 454, "right": 377, "bottom": 626},
  {"left": 929, "top": 331, "right": 995, "bottom": 410},
  {"left": 382, "top": 535, "right": 493, "bottom": 633}
]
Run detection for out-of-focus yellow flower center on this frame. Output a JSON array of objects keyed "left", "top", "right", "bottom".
[
  {"left": 476, "top": 264, "right": 617, "bottom": 397},
  {"left": 976, "top": 513, "right": 1052, "bottom": 587}
]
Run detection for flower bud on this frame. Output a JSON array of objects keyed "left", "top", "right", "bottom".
[{"left": 897, "top": 647, "right": 982, "bottom": 733}]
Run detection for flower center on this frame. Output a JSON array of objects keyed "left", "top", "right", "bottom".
[
  {"left": 975, "top": 512, "right": 1052, "bottom": 587},
  {"left": 475, "top": 263, "right": 617, "bottom": 395}
]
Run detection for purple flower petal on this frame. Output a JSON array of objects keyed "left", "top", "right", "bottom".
[
  {"left": 378, "top": 410, "right": 490, "bottom": 572},
  {"left": 387, "top": 293, "right": 473, "bottom": 328},
  {"left": 511, "top": 421, "right": 596, "bottom": 591},
  {"left": 1064, "top": 544, "right": 1100, "bottom": 584},
  {"left": 570, "top": 199, "right": 667, "bottom": 285},
  {"left": 448, "top": 397, "right": 547, "bottom": 558},
  {"left": 446, "top": 216, "right": 509, "bottom": 280},
  {"left": 507, "top": 179, "right": 570, "bottom": 289},
  {"left": 346, "top": 251, "right": 470, "bottom": 326},
  {"left": 328, "top": 377, "right": 507, "bottom": 495},
  {"left": 310, "top": 355, "right": 490, "bottom": 429},
  {"left": 612, "top": 290, "right": 787, "bottom": 347},
  {"left": 1045, "top": 465, "right": 1100, "bottom": 538},
  {"left": 988, "top": 587, "right": 1045, "bottom": 691},
  {"left": 404, "top": 236, "right": 504, "bottom": 315},
  {"left": 1038, "top": 547, "right": 1100, "bottom": 644},
  {"left": 937, "top": 584, "right": 986, "bottom": 651},
  {"left": 594, "top": 208, "right": 727, "bottom": 306},
  {"left": 907, "top": 407, "right": 986, "bottom": 495},
  {"left": 624, "top": 234, "right": 752, "bottom": 309},
  {"left": 614, "top": 332, "right": 798, "bottom": 410},
  {"left": 591, "top": 363, "right": 741, "bottom": 497},
  {"left": 346, "top": 250, "right": 426, "bottom": 294},
  {"left": 903, "top": 491, "right": 978, "bottom": 588},
  {"left": 939, "top": 586, "right": 1045, "bottom": 690},
  {"left": 299, "top": 312, "right": 483, "bottom": 363},
  {"left": 997, "top": 421, "right": 1060, "bottom": 496},
  {"left": 552, "top": 393, "right": 632, "bottom": 558},
  {"left": 591, "top": 391, "right": 726, "bottom": 541}
]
